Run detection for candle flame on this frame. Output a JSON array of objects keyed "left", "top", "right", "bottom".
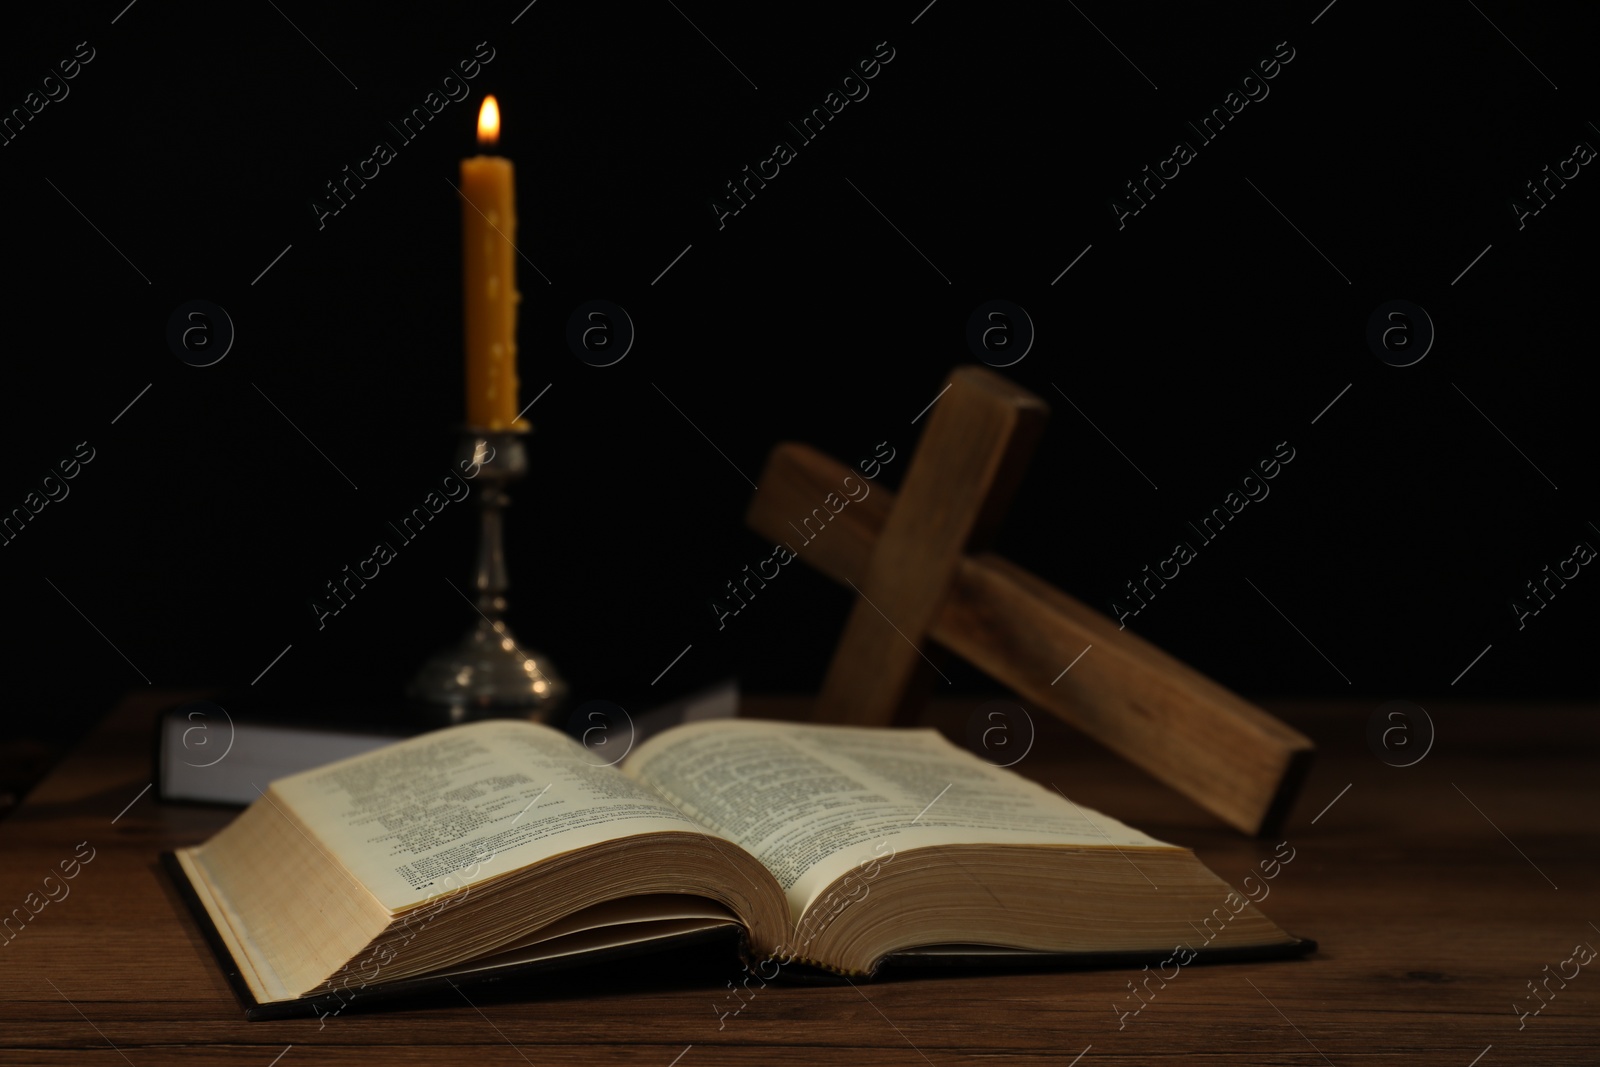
[{"left": 478, "top": 96, "right": 500, "bottom": 145}]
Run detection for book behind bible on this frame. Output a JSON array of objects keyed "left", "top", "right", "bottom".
[
  {"left": 169, "top": 717, "right": 1312, "bottom": 1017},
  {"left": 156, "top": 681, "right": 738, "bottom": 806}
]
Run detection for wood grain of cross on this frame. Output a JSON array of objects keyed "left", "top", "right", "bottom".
[{"left": 747, "top": 365, "right": 1313, "bottom": 837}]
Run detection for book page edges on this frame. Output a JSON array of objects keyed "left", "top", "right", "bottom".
[{"left": 172, "top": 846, "right": 290, "bottom": 1004}]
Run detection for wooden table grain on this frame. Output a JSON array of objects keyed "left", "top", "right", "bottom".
[{"left": 1, "top": 692, "right": 1596, "bottom": 1065}]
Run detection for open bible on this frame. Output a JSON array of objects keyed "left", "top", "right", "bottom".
[{"left": 166, "top": 717, "right": 1312, "bottom": 1018}]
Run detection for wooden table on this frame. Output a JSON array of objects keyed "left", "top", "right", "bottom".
[{"left": 2, "top": 692, "right": 1596, "bottom": 1065}]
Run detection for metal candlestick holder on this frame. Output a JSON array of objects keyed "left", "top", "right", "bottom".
[{"left": 406, "top": 426, "right": 567, "bottom": 725}]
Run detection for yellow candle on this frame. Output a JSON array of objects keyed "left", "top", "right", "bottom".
[{"left": 461, "top": 95, "right": 521, "bottom": 429}]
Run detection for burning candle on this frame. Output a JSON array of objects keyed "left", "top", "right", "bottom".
[{"left": 460, "top": 95, "right": 521, "bottom": 429}]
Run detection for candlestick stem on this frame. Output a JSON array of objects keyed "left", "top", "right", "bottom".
[{"left": 476, "top": 474, "right": 510, "bottom": 616}]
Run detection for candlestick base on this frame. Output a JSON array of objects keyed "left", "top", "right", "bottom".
[
  {"left": 406, "top": 617, "right": 566, "bottom": 725},
  {"left": 405, "top": 426, "right": 568, "bottom": 727}
]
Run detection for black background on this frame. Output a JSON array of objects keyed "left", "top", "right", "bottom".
[{"left": 1, "top": 0, "right": 1595, "bottom": 748}]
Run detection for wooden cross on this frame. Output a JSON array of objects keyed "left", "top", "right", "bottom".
[{"left": 746, "top": 365, "right": 1313, "bottom": 837}]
